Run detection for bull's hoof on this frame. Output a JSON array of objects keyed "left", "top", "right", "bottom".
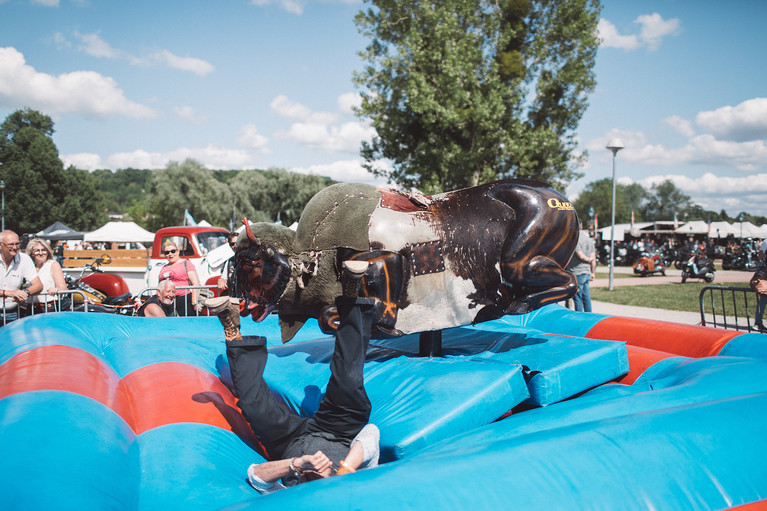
[
  {"left": 319, "top": 306, "right": 339, "bottom": 334},
  {"left": 506, "top": 301, "right": 533, "bottom": 315}
]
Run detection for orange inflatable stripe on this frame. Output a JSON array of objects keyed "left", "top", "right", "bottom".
[
  {"left": 587, "top": 317, "right": 742, "bottom": 358},
  {"left": 0, "top": 346, "right": 255, "bottom": 443},
  {"left": 728, "top": 499, "right": 767, "bottom": 510},
  {"left": 121, "top": 362, "right": 256, "bottom": 443},
  {"left": 0, "top": 345, "right": 134, "bottom": 424},
  {"left": 614, "top": 345, "right": 679, "bottom": 385}
]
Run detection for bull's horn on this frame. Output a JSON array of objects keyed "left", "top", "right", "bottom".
[{"left": 242, "top": 217, "right": 258, "bottom": 243}]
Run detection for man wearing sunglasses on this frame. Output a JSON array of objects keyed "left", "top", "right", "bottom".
[{"left": 1, "top": 230, "right": 43, "bottom": 325}]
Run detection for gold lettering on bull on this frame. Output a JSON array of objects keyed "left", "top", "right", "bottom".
[{"left": 547, "top": 198, "right": 574, "bottom": 211}]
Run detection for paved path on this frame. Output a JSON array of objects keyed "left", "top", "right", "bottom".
[{"left": 584, "top": 266, "right": 754, "bottom": 327}]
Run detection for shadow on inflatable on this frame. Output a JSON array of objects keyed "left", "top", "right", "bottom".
[{"left": 1, "top": 305, "right": 766, "bottom": 510}]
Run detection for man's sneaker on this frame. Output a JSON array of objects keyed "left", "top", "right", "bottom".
[
  {"left": 341, "top": 260, "right": 369, "bottom": 298},
  {"left": 204, "top": 296, "right": 242, "bottom": 341}
]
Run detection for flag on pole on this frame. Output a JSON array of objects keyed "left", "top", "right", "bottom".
[
  {"left": 183, "top": 209, "right": 197, "bottom": 227},
  {"left": 673, "top": 212, "right": 678, "bottom": 229},
  {"left": 631, "top": 210, "right": 635, "bottom": 227},
  {"left": 594, "top": 213, "right": 598, "bottom": 232}
]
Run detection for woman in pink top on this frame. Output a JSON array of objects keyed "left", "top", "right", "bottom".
[{"left": 159, "top": 240, "right": 201, "bottom": 316}]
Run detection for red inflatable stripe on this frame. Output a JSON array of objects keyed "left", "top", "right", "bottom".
[
  {"left": 587, "top": 317, "right": 742, "bottom": 358},
  {"left": 122, "top": 362, "right": 255, "bottom": 443},
  {"left": 0, "top": 345, "right": 133, "bottom": 422},
  {"left": 0, "top": 346, "right": 255, "bottom": 444},
  {"left": 615, "top": 345, "right": 678, "bottom": 385}
]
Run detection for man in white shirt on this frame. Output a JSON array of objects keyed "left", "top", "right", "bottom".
[{"left": 1, "top": 230, "right": 43, "bottom": 325}]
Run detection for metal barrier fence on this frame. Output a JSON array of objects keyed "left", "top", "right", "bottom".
[
  {"left": 1, "top": 284, "right": 220, "bottom": 326},
  {"left": 699, "top": 285, "right": 761, "bottom": 332}
]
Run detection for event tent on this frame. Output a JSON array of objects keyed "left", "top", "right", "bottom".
[
  {"left": 83, "top": 221, "right": 154, "bottom": 243},
  {"left": 675, "top": 220, "right": 709, "bottom": 234},
  {"left": 34, "top": 221, "right": 84, "bottom": 241},
  {"left": 728, "top": 221, "right": 763, "bottom": 239},
  {"left": 708, "top": 221, "right": 732, "bottom": 238}
]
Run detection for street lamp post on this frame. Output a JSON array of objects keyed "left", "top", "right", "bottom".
[
  {"left": 0, "top": 180, "right": 5, "bottom": 232},
  {"left": 606, "top": 139, "right": 624, "bottom": 291}
]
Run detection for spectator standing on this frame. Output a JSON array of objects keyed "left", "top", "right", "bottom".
[
  {"left": 0, "top": 230, "right": 43, "bottom": 324},
  {"left": 159, "top": 240, "right": 200, "bottom": 316},
  {"left": 567, "top": 220, "right": 597, "bottom": 312}
]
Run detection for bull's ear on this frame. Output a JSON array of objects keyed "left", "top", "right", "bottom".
[
  {"left": 266, "top": 247, "right": 275, "bottom": 257},
  {"left": 279, "top": 315, "right": 307, "bottom": 343}
]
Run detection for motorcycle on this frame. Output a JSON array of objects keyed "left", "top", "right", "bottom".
[
  {"left": 65, "top": 255, "right": 137, "bottom": 314},
  {"left": 633, "top": 252, "right": 667, "bottom": 277},
  {"left": 721, "top": 249, "right": 758, "bottom": 271},
  {"left": 680, "top": 257, "right": 716, "bottom": 283}
]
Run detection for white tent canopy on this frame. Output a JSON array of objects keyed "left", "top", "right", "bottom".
[
  {"left": 675, "top": 221, "right": 709, "bottom": 234},
  {"left": 708, "top": 221, "right": 732, "bottom": 239},
  {"left": 728, "top": 221, "right": 763, "bottom": 239},
  {"left": 83, "top": 221, "right": 155, "bottom": 243}
]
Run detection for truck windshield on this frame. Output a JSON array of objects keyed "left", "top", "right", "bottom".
[{"left": 196, "top": 231, "right": 229, "bottom": 255}]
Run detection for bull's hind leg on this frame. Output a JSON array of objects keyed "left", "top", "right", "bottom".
[{"left": 502, "top": 255, "right": 577, "bottom": 314}]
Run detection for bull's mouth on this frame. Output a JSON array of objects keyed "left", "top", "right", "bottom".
[{"left": 243, "top": 297, "right": 276, "bottom": 322}]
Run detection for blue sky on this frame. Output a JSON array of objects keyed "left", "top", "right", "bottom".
[{"left": 1, "top": 0, "right": 766, "bottom": 216}]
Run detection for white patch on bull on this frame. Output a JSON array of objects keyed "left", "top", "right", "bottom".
[
  {"left": 368, "top": 203, "right": 439, "bottom": 250},
  {"left": 394, "top": 259, "right": 478, "bottom": 334}
]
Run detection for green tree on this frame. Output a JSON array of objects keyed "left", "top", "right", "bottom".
[
  {"left": 573, "top": 178, "right": 648, "bottom": 226},
  {"left": 641, "top": 179, "right": 692, "bottom": 222},
  {"left": 353, "top": 0, "right": 601, "bottom": 193},
  {"left": 145, "top": 159, "right": 231, "bottom": 230},
  {"left": 59, "top": 166, "right": 108, "bottom": 230},
  {"left": 0, "top": 108, "right": 106, "bottom": 233}
]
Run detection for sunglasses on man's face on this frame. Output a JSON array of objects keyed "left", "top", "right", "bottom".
[{"left": 163, "top": 249, "right": 178, "bottom": 255}]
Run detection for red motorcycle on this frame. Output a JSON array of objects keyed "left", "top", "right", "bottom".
[
  {"left": 66, "top": 255, "right": 137, "bottom": 314},
  {"left": 633, "top": 252, "right": 667, "bottom": 277}
]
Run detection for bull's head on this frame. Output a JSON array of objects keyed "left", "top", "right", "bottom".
[{"left": 234, "top": 219, "right": 293, "bottom": 322}]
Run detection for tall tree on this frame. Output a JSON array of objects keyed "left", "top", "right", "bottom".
[
  {"left": 641, "top": 179, "right": 692, "bottom": 222},
  {"left": 354, "top": 0, "right": 601, "bottom": 193},
  {"left": 146, "top": 159, "right": 231, "bottom": 230},
  {"left": 0, "top": 108, "right": 107, "bottom": 233},
  {"left": 573, "top": 178, "right": 648, "bottom": 225}
]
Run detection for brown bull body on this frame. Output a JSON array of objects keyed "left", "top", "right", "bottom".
[{"left": 234, "top": 179, "right": 579, "bottom": 342}]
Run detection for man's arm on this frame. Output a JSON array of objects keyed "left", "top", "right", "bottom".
[{"left": 250, "top": 451, "right": 334, "bottom": 483}]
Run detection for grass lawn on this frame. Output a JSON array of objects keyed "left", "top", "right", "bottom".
[{"left": 591, "top": 281, "right": 754, "bottom": 313}]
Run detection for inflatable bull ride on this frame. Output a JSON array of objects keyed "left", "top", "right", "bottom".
[{"left": 232, "top": 179, "right": 580, "bottom": 342}]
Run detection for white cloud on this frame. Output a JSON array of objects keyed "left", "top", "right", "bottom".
[
  {"left": 270, "top": 95, "right": 312, "bottom": 120},
  {"left": 599, "top": 13, "right": 680, "bottom": 51},
  {"left": 64, "top": 31, "right": 214, "bottom": 76},
  {"left": 597, "top": 19, "right": 639, "bottom": 50},
  {"left": 589, "top": 128, "right": 767, "bottom": 173},
  {"left": 74, "top": 31, "right": 121, "bottom": 59},
  {"left": 237, "top": 123, "right": 270, "bottom": 153},
  {"left": 696, "top": 97, "right": 767, "bottom": 142},
  {"left": 664, "top": 115, "right": 695, "bottom": 137},
  {"left": 174, "top": 105, "right": 206, "bottom": 123},
  {"left": 635, "top": 172, "right": 767, "bottom": 217},
  {"left": 636, "top": 13, "right": 681, "bottom": 51},
  {"left": 31, "top": 0, "right": 59, "bottom": 6},
  {"left": 0, "top": 46, "right": 157, "bottom": 119},
  {"left": 249, "top": 0, "right": 305, "bottom": 15},
  {"left": 63, "top": 145, "right": 256, "bottom": 171},
  {"left": 288, "top": 159, "right": 391, "bottom": 186},
  {"left": 337, "top": 92, "right": 361, "bottom": 114},
  {"left": 139, "top": 50, "right": 215, "bottom": 76}
]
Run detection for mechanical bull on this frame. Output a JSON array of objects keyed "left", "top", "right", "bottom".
[{"left": 233, "top": 179, "right": 579, "bottom": 342}]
